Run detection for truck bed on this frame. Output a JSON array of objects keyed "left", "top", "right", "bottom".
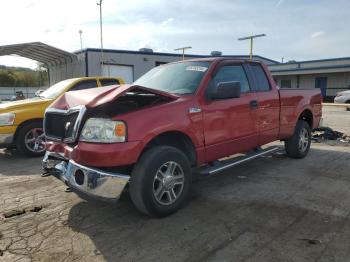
[{"left": 278, "top": 89, "right": 322, "bottom": 139}]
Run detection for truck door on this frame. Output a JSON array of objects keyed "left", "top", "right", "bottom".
[
  {"left": 202, "top": 63, "right": 259, "bottom": 162},
  {"left": 247, "top": 63, "right": 280, "bottom": 146}
]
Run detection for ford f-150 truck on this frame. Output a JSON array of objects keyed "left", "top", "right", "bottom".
[{"left": 42, "top": 58, "right": 322, "bottom": 217}]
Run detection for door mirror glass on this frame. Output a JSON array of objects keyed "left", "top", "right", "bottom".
[{"left": 209, "top": 81, "right": 241, "bottom": 100}]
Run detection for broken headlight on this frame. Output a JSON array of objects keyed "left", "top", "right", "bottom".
[{"left": 80, "top": 118, "right": 126, "bottom": 143}]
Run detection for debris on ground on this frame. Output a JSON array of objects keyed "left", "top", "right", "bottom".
[
  {"left": 312, "top": 127, "right": 350, "bottom": 145},
  {"left": 0, "top": 249, "right": 3, "bottom": 256},
  {"left": 298, "top": 238, "right": 322, "bottom": 245},
  {"left": 29, "top": 206, "right": 43, "bottom": 213},
  {"left": 2, "top": 209, "right": 26, "bottom": 218},
  {"left": 1, "top": 206, "right": 43, "bottom": 219}
]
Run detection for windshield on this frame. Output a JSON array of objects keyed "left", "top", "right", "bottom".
[
  {"left": 134, "top": 61, "right": 210, "bottom": 94},
  {"left": 39, "top": 79, "right": 76, "bottom": 99}
]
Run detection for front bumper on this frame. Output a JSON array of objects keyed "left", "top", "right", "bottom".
[
  {"left": 0, "top": 133, "right": 14, "bottom": 146},
  {"left": 45, "top": 140, "right": 143, "bottom": 167},
  {"left": 43, "top": 151, "right": 130, "bottom": 202},
  {"left": 0, "top": 125, "right": 16, "bottom": 147}
]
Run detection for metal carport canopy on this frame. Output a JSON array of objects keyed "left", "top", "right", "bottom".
[{"left": 0, "top": 42, "right": 77, "bottom": 66}]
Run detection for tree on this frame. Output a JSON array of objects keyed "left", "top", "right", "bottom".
[
  {"left": 0, "top": 70, "right": 16, "bottom": 87},
  {"left": 0, "top": 64, "right": 48, "bottom": 87}
]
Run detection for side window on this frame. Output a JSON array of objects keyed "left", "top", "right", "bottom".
[
  {"left": 100, "top": 79, "right": 120, "bottom": 86},
  {"left": 250, "top": 64, "right": 270, "bottom": 91},
  {"left": 70, "top": 80, "right": 98, "bottom": 91},
  {"left": 281, "top": 79, "right": 292, "bottom": 88},
  {"left": 212, "top": 65, "right": 250, "bottom": 93}
]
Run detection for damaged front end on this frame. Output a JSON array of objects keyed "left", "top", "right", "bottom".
[
  {"left": 43, "top": 84, "right": 178, "bottom": 201},
  {"left": 43, "top": 151, "right": 130, "bottom": 202}
]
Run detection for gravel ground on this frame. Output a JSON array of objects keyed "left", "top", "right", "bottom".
[{"left": 0, "top": 105, "right": 349, "bottom": 262}]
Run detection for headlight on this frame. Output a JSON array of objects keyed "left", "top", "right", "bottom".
[
  {"left": 0, "top": 113, "right": 15, "bottom": 126},
  {"left": 80, "top": 118, "right": 126, "bottom": 143}
]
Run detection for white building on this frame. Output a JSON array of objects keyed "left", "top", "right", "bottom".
[{"left": 270, "top": 58, "right": 350, "bottom": 101}]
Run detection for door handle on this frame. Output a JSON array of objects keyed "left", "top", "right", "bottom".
[{"left": 250, "top": 100, "right": 259, "bottom": 109}]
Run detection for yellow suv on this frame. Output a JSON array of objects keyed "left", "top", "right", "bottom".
[{"left": 0, "top": 76, "right": 124, "bottom": 157}]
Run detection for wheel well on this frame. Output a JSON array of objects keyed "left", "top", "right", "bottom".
[
  {"left": 14, "top": 119, "right": 43, "bottom": 141},
  {"left": 143, "top": 131, "right": 197, "bottom": 167},
  {"left": 298, "top": 110, "right": 313, "bottom": 128}
]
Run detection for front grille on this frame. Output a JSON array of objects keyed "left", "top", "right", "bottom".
[{"left": 44, "top": 106, "right": 86, "bottom": 143}]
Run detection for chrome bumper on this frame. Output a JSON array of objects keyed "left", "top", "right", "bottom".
[
  {"left": 43, "top": 151, "right": 130, "bottom": 201},
  {"left": 0, "top": 133, "right": 14, "bottom": 146}
]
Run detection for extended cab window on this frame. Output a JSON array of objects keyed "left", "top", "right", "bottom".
[
  {"left": 211, "top": 65, "right": 250, "bottom": 93},
  {"left": 70, "top": 80, "right": 98, "bottom": 91},
  {"left": 250, "top": 64, "right": 270, "bottom": 91},
  {"left": 100, "top": 79, "right": 120, "bottom": 86}
]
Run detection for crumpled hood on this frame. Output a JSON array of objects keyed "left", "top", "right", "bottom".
[{"left": 49, "top": 84, "right": 179, "bottom": 110}]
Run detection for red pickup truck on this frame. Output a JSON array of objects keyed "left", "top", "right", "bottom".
[{"left": 43, "top": 58, "right": 322, "bottom": 217}]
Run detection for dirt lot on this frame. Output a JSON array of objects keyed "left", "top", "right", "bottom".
[{"left": 0, "top": 105, "right": 349, "bottom": 262}]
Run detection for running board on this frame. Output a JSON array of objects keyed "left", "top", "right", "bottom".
[{"left": 197, "top": 146, "right": 279, "bottom": 176}]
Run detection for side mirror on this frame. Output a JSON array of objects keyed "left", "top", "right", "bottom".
[{"left": 209, "top": 81, "right": 241, "bottom": 100}]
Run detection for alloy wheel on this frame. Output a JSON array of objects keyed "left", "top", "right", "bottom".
[
  {"left": 152, "top": 161, "right": 185, "bottom": 205},
  {"left": 24, "top": 128, "right": 45, "bottom": 153}
]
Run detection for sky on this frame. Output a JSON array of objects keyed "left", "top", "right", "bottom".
[{"left": 0, "top": 0, "right": 349, "bottom": 68}]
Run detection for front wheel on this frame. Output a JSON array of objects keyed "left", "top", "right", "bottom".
[
  {"left": 15, "top": 121, "right": 46, "bottom": 157},
  {"left": 285, "top": 120, "right": 311, "bottom": 159},
  {"left": 130, "top": 146, "right": 192, "bottom": 217}
]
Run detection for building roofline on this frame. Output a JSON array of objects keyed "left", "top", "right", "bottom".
[
  {"left": 271, "top": 56, "right": 350, "bottom": 66},
  {"left": 269, "top": 64, "right": 350, "bottom": 73},
  {"left": 74, "top": 48, "right": 279, "bottom": 64}
]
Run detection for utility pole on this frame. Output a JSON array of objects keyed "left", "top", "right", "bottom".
[
  {"left": 174, "top": 46, "right": 192, "bottom": 60},
  {"left": 97, "top": 0, "right": 104, "bottom": 72},
  {"left": 238, "top": 34, "right": 266, "bottom": 60},
  {"left": 78, "top": 30, "right": 83, "bottom": 50}
]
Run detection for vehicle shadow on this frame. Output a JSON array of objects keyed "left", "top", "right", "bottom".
[
  {"left": 0, "top": 148, "right": 42, "bottom": 176},
  {"left": 66, "top": 145, "right": 350, "bottom": 261}
]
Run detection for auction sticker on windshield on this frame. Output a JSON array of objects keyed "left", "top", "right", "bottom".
[{"left": 185, "top": 66, "right": 208, "bottom": 72}]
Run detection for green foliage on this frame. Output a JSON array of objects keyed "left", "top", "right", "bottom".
[
  {"left": 0, "top": 64, "right": 48, "bottom": 87},
  {"left": 0, "top": 71, "right": 17, "bottom": 86}
]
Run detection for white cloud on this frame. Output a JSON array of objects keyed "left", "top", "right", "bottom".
[
  {"left": 276, "top": 0, "right": 285, "bottom": 7},
  {"left": 311, "top": 31, "right": 325, "bottom": 38},
  {"left": 161, "top": 17, "right": 175, "bottom": 26},
  {"left": 0, "top": 0, "right": 349, "bottom": 67}
]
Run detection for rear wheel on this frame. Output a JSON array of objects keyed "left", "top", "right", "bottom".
[
  {"left": 16, "top": 121, "right": 46, "bottom": 157},
  {"left": 130, "top": 146, "right": 192, "bottom": 217},
  {"left": 285, "top": 120, "right": 311, "bottom": 159}
]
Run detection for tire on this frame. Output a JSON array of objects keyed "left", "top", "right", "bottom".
[
  {"left": 285, "top": 120, "right": 311, "bottom": 159},
  {"left": 130, "top": 146, "right": 192, "bottom": 217},
  {"left": 15, "top": 121, "right": 46, "bottom": 157}
]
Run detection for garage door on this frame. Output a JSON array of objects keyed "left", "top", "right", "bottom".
[{"left": 102, "top": 64, "right": 134, "bottom": 84}]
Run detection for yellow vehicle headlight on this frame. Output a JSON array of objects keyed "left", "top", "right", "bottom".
[{"left": 0, "top": 113, "right": 15, "bottom": 126}]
